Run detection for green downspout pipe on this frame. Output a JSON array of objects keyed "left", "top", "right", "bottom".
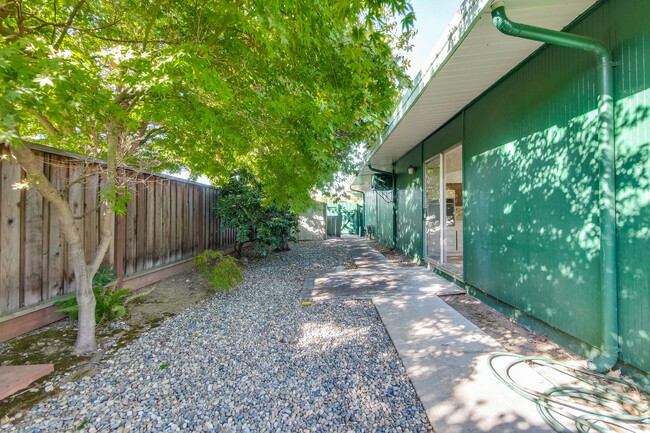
[
  {"left": 491, "top": 1, "right": 618, "bottom": 372},
  {"left": 350, "top": 187, "right": 366, "bottom": 237},
  {"left": 368, "top": 165, "right": 398, "bottom": 250}
]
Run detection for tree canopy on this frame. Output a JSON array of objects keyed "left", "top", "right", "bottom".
[{"left": 2, "top": 0, "right": 414, "bottom": 209}]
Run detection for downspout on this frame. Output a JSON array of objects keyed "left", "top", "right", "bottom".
[
  {"left": 350, "top": 186, "right": 366, "bottom": 237},
  {"left": 490, "top": 1, "right": 618, "bottom": 372},
  {"left": 368, "top": 165, "right": 398, "bottom": 250}
]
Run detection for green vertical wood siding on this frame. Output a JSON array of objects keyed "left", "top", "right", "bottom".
[
  {"left": 423, "top": 115, "right": 464, "bottom": 162},
  {"left": 368, "top": 0, "right": 649, "bottom": 373},
  {"left": 463, "top": 0, "right": 650, "bottom": 371},
  {"left": 609, "top": 0, "right": 650, "bottom": 372},
  {"left": 395, "top": 144, "right": 424, "bottom": 261}
]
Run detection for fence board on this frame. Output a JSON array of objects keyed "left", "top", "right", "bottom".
[
  {"left": 182, "top": 184, "right": 189, "bottom": 259},
  {"left": 22, "top": 153, "right": 44, "bottom": 307},
  {"left": 66, "top": 162, "right": 84, "bottom": 291},
  {"left": 146, "top": 181, "right": 155, "bottom": 269},
  {"left": 83, "top": 171, "right": 98, "bottom": 264},
  {"left": 46, "top": 156, "right": 66, "bottom": 299},
  {"left": 136, "top": 181, "right": 146, "bottom": 272},
  {"left": 1, "top": 154, "right": 22, "bottom": 313},
  {"left": 170, "top": 181, "right": 177, "bottom": 262},
  {"left": 125, "top": 182, "right": 137, "bottom": 275}
]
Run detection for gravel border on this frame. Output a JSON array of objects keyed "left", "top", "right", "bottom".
[{"left": 2, "top": 239, "right": 433, "bottom": 433}]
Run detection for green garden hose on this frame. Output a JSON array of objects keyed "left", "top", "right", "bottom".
[{"left": 488, "top": 352, "right": 649, "bottom": 432}]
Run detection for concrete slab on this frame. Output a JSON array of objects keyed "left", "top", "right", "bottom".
[
  {"left": 374, "top": 293, "right": 555, "bottom": 433},
  {"left": 0, "top": 364, "right": 54, "bottom": 400}
]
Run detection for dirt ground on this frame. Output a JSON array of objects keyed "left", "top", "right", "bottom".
[{"left": 0, "top": 267, "right": 214, "bottom": 421}]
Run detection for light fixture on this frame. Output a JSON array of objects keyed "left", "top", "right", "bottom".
[{"left": 407, "top": 165, "right": 417, "bottom": 175}]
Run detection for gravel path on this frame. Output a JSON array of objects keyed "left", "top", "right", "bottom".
[{"left": 2, "top": 239, "right": 433, "bottom": 433}]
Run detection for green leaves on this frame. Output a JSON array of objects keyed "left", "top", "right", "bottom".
[
  {"left": 4, "top": 0, "right": 414, "bottom": 209},
  {"left": 55, "top": 267, "right": 130, "bottom": 324},
  {"left": 214, "top": 169, "right": 300, "bottom": 256},
  {"left": 193, "top": 250, "right": 243, "bottom": 292}
]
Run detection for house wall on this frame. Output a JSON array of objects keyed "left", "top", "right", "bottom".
[
  {"left": 372, "top": 0, "right": 650, "bottom": 373},
  {"left": 395, "top": 144, "right": 423, "bottom": 261}
]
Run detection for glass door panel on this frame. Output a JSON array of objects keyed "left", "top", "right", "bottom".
[
  {"left": 443, "top": 145, "right": 463, "bottom": 275},
  {"left": 424, "top": 145, "right": 463, "bottom": 277}
]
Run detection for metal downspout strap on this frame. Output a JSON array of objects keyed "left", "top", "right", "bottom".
[{"left": 490, "top": 1, "right": 618, "bottom": 372}]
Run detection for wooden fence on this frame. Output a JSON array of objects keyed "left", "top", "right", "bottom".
[{"left": 0, "top": 143, "right": 237, "bottom": 320}]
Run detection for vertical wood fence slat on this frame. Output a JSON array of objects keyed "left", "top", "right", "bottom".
[
  {"left": 136, "top": 181, "right": 146, "bottom": 272},
  {"left": 170, "top": 181, "right": 177, "bottom": 262},
  {"left": 146, "top": 181, "right": 155, "bottom": 269},
  {"left": 0, "top": 151, "right": 22, "bottom": 314},
  {"left": 47, "top": 156, "right": 65, "bottom": 300},
  {"left": 22, "top": 152, "right": 44, "bottom": 307},
  {"left": 66, "top": 162, "right": 84, "bottom": 292},
  {"left": 125, "top": 182, "right": 137, "bottom": 276},
  {"left": 84, "top": 171, "right": 98, "bottom": 264},
  {"left": 40, "top": 153, "right": 51, "bottom": 303}
]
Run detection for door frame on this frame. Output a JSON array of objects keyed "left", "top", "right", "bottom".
[{"left": 423, "top": 142, "right": 463, "bottom": 277}]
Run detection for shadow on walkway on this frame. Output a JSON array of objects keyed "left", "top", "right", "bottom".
[{"left": 303, "top": 237, "right": 556, "bottom": 433}]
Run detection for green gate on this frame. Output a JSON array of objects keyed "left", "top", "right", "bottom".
[{"left": 326, "top": 203, "right": 364, "bottom": 237}]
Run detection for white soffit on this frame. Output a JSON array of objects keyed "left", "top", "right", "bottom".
[{"left": 352, "top": 0, "right": 599, "bottom": 189}]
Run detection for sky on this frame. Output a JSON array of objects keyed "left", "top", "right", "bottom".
[{"left": 405, "top": 0, "right": 465, "bottom": 78}]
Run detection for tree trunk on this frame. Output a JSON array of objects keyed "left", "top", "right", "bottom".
[
  {"left": 69, "top": 247, "right": 97, "bottom": 354},
  {"left": 10, "top": 143, "right": 99, "bottom": 353}
]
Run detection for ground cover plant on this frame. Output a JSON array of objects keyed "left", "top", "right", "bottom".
[
  {"left": 193, "top": 250, "right": 243, "bottom": 291},
  {"left": 55, "top": 267, "right": 130, "bottom": 324}
]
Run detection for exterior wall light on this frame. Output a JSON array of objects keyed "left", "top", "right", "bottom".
[{"left": 407, "top": 165, "right": 417, "bottom": 175}]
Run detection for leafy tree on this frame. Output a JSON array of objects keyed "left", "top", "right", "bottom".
[
  {"left": 1, "top": 0, "right": 414, "bottom": 353},
  {"left": 214, "top": 169, "right": 266, "bottom": 257}
]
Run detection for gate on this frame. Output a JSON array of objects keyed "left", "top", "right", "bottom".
[{"left": 326, "top": 203, "right": 364, "bottom": 237}]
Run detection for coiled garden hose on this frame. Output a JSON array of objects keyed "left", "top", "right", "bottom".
[{"left": 488, "top": 352, "right": 649, "bottom": 432}]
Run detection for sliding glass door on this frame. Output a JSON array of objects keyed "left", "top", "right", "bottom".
[{"left": 424, "top": 145, "right": 463, "bottom": 276}]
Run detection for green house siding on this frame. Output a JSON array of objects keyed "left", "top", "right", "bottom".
[
  {"left": 609, "top": 0, "right": 650, "bottom": 372},
  {"left": 465, "top": 0, "right": 650, "bottom": 371},
  {"left": 464, "top": 22, "right": 603, "bottom": 348},
  {"left": 368, "top": 0, "right": 650, "bottom": 372},
  {"left": 423, "top": 115, "right": 464, "bottom": 162},
  {"left": 395, "top": 144, "right": 423, "bottom": 261},
  {"left": 365, "top": 189, "right": 394, "bottom": 247}
]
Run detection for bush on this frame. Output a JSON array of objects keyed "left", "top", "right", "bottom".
[
  {"left": 55, "top": 266, "right": 130, "bottom": 324},
  {"left": 194, "top": 250, "right": 243, "bottom": 291},
  {"left": 256, "top": 206, "right": 299, "bottom": 255},
  {"left": 214, "top": 169, "right": 299, "bottom": 257}
]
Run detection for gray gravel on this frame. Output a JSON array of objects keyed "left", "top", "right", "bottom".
[{"left": 2, "top": 239, "right": 433, "bottom": 433}]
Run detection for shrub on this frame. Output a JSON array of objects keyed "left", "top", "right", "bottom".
[
  {"left": 256, "top": 205, "right": 299, "bottom": 255},
  {"left": 56, "top": 266, "right": 130, "bottom": 324},
  {"left": 214, "top": 169, "right": 299, "bottom": 257},
  {"left": 194, "top": 250, "right": 243, "bottom": 291}
]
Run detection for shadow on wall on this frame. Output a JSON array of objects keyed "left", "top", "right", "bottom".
[
  {"left": 614, "top": 89, "right": 650, "bottom": 371},
  {"left": 464, "top": 94, "right": 649, "bottom": 370},
  {"left": 397, "top": 166, "right": 423, "bottom": 263}
]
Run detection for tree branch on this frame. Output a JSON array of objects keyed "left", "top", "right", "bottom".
[
  {"left": 53, "top": 0, "right": 86, "bottom": 49},
  {"left": 88, "top": 116, "right": 118, "bottom": 274},
  {"left": 30, "top": 110, "right": 61, "bottom": 135}
]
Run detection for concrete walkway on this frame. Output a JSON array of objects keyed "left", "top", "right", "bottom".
[{"left": 303, "top": 237, "right": 555, "bottom": 433}]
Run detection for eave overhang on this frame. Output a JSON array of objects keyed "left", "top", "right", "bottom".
[{"left": 352, "top": 0, "right": 599, "bottom": 191}]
